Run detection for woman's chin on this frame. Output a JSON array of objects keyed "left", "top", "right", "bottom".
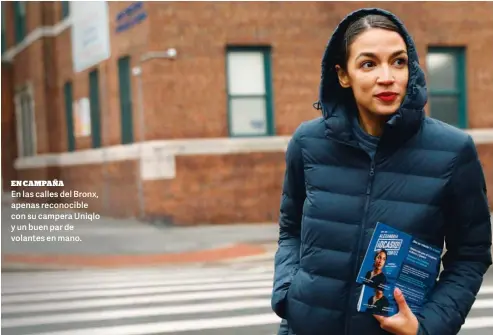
[{"left": 371, "top": 106, "right": 400, "bottom": 116}]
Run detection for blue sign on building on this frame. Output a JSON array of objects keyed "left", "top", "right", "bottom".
[{"left": 116, "top": 2, "right": 147, "bottom": 33}]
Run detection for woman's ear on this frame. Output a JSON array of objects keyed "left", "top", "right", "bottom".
[{"left": 335, "top": 64, "right": 351, "bottom": 88}]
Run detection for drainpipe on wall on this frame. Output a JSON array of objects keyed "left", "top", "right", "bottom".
[{"left": 132, "top": 48, "right": 177, "bottom": 219}]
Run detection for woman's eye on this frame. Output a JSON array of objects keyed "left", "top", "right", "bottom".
[
  {"left": 394, "top": 58, "right": 408, "bottom": 66},
  {"left": 361, "top": 58, "right": 407, "bottom": 69}
]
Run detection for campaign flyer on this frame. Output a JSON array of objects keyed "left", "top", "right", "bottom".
[{"left": 356, "top": 222, "right": 442, "bottom": 316}]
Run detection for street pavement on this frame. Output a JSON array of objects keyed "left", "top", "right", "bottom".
[
  {"left": 2, "top": 196, "right": 493, "bottom": 334},
  {"left": 2, "top": 253, "right": 493, "bottom": 335}
]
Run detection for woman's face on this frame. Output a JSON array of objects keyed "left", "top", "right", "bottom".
[
  {"left": 336, "top": 28, "right": 409, "bottom": 117},
  {"left": 374, "top": 251, "right": 387, "bottom": 270}
]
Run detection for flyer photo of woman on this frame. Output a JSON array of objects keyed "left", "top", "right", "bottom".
[
  {"left": 366, "top": 287, "right": 390, "bottom": 316},
  {"left": 364, "top": 249, "right": 388, "bottom": 290}
]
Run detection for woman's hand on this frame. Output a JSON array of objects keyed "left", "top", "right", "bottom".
[{"left": 374, "top": 288, "right": 419, "bottom": 335}]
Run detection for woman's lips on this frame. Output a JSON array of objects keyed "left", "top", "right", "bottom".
[{"left": 375, "top": 92, "right": 398, "bottom": 102}]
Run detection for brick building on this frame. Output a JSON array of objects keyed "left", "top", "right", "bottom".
[{"left": 2, "top": 1, "right": 492, "bottom": 225}]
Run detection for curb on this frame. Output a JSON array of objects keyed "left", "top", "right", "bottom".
[{"left": 1, "top": 243, "right": 267, "bottom": 270}]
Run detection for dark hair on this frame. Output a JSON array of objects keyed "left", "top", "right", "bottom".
[{"left": 336, "top": 14, "right": 402, "bottom": 71}]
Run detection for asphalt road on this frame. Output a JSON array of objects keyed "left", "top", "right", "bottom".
[{"left": 1, "top": 256, "right": 493, "bottom": 335}]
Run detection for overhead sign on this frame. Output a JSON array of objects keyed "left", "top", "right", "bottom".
[
  {"left": 116, "top": 2, "right": 147, "bottom": 33},
  {"left": 71, "top": 1, "right": 111, "bottom": 73}
]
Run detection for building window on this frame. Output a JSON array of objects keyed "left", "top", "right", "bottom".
[
  {"left": 118, "top": 56, "right": 134, "bottom": 144},
  {"left": 15, "top": 85, "right": 36, "bottom": 157},
  {"left": 63, "top": 82, "right": 75, "bottom": 152},
  {"left": 426, "top": 47, "right": 467, "bottom": 129},
  {"left": 61, "top": 1, "right": 70, "bottom": 19},
  {"left": 226, "top": 46, "right": 274, "bottom": 137},
  {"left": 89, "top": 69, "right": 101, "bottom": 148},
  {"left": 14, "top": 1, "right": 26, "bottom": 43}
]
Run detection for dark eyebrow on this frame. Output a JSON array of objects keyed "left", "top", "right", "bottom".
[{"left": 356, "top": 50, "right": 407, "bottom": 60}]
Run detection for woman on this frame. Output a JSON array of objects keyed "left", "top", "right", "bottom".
[
  {"left": 271, "top": 7, "right": 491, "bottom": 335},
  {"left": 364, "top": 249, "right": 387, "bottom": 290},
  {"left": 366, "top": 287, "right": 390, "bottom": 316}
]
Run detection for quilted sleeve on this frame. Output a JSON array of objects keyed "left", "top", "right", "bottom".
[
  {"left": 271, "top": 131, "right": 306, "bottom": 319},
  {"left": 416, "top": 135, "right": 492, "bottom": 335}
]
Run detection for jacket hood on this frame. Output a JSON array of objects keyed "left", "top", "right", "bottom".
[{"left": 317, "top": 8, "right": 427, "bottom": 143}]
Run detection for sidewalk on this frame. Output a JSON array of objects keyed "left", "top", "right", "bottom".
[
  {"left": 3, "top": 194, "right": 491, "bottom": 271},
  {"left": 1, "top": 199, "right": 279, "bottom": 270}
]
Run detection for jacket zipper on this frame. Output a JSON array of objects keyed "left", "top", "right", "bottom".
[
  {"left": 344, "top": 158, "right": 376, "bottom": 335},
  {"left": 325, "top": 134, "right": 379, "bottom": 335}
]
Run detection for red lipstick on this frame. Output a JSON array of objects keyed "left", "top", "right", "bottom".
[{"left": 375, "top": 92, "right": 398, "bottom": 102}]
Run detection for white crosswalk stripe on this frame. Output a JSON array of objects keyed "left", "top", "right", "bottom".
[
  {"left": 2, "top": 262, "right": 493, "bottom": 335},
  {"left": 1, "top": 265, "right": 280, "bottom": 335}
]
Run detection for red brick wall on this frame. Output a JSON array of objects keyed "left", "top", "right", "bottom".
[
  {"left": 5, "top": 1, "right": 493, "bottom": 146},
  {"left": 1, "top": 64, "right": 18, "bottom": 192},
  {"left": 142, "top": 1, "right": 493, "bottom": 139},
  {"left": 15, "top": 160, "right": 140, "bottom": 219},
  {"left": 14, "top": 151, "right": 286, "bottom": 225},
  {"left": 144, "top": 152, "right": 286, "bottom": 225}
]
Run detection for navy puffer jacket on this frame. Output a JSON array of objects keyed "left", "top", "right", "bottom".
[{"left": 271, "top": 7, "right": 492, "bottom": 335}]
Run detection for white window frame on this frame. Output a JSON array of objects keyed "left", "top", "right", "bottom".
[
  {"left": 15, "top": 83, "right": 37, "bottom": 157},
  {"left": 225, "top": 46, "right": 274, "bottom": 137},
  {"left": 426, "top": 47, "right": 467, "bottom": 129}
]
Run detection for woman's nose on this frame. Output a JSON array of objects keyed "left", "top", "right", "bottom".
[{"left": 376, "top": 67, "right": 395, "bottom": 84}]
